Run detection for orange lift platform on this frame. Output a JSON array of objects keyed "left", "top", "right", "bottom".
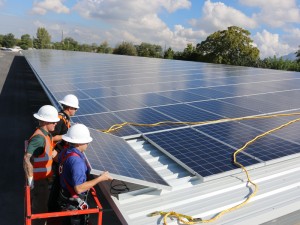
[{"left": 24, "top": 185, "right": 103, "bottom": 225}]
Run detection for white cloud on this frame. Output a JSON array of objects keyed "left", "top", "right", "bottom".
[
  {"left": 0, "top": 0, "right": 5, "bottom": 7},
  {"left": 161, "top": 0, "right": 191, "bottom": 13},
  {"left": 71, "top": 0, "right": 195, "bottom": 49},
  {"left": 253, "top": 30, "right": 295, "bottom": 58},
  {"left": 190, "top": 0, "right": 257, "bottom": 33},
  {"left": 239, "top": 0, "right": 300, "bottom": 27},
  {"left": 73, "top": 0, "right": 190, "bottom": 20},
  {"left": 32, "top": 0, "right": 70, "bottom": 15}
]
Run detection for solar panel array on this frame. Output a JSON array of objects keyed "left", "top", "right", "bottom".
[{"left": 23, "top": 50, "right": 300, "bottom": 183}]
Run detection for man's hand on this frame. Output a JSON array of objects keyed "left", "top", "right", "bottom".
[{"left": 101, "top": 171, "right": 113, "bottom": 181}]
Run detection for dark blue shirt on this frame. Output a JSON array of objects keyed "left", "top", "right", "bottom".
[{"left": 59, "top": 146, "right": 89, "bottom": 194}]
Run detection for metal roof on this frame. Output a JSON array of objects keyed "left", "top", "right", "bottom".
[{"left": 98, "top": 138, "right": 300, "bottom": 225}]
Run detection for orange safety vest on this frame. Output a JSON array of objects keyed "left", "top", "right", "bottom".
[
  {"left": 58, "top": 113, "right": 71, "bottom": 129},
  {"left": 29, "top": 129, "right": 53, "bottom": 181},
  {"left": 52, "top": 113, "right": 71, "bottom": 149}
]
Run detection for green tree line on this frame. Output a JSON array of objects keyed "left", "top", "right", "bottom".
[{"left": 1, "top": 26, "right": 300, "bottom": 72}]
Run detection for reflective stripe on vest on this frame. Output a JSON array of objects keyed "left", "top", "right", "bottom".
[
  {"left": 29, "top": 129, "right": 53, "bottom": 180},
  {"left": 58, "top": 113, "right": 71, "bottom": 128}
]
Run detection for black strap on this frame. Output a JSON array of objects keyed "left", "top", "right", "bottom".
[{"left": 59, "top": 150, "right": 80, "bottom": 197}]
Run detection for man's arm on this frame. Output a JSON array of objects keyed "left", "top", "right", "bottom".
[
  {"left": 74, "top": 171, "right": 112, "bottom": 194},
  {"left": 23, "top": 152, "right": 33, "bottom": 178}
]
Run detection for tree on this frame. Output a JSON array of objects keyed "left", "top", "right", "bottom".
[
  {"left": 182, "top": 43, "right": 198, "bottom": 61},
  {"left": 35, "top": 27, "right": 51, "bottom": 49},
  {"left": 0, "top": 35, "right": 3, "bottom": 47},
  {"left": 19, "top": 34, "right": 32, "bottom": 50},
  {"left": 164, "top": 47, "right": 174, "bottom": 59},
  {"left": 97, "top": 41, "right": 112, "bottom": 53},
  {"left": 97, "top": 41, "right": 112, "bottom": 54},
  {"left": 2, "top": 33, "right": 16, "bottom": 48},
  {"left": 113, "top": 42, "right": 137, "bottom": 56},
  {"left": 296, "top": 46, "right": 300, "bottom": 63},
  {"left": 63, "top": 37, "right": 79, "bottom": 51},
  {"left": 196, "top": 26, "right": 260, "bottom": 66},
  {"left": 136, "top": 42, "right": 163, "bottom": 58}
]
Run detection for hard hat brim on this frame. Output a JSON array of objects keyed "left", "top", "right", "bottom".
[
  {"left": 33, "top": 113, "right": 60, "bottom": 123},
  {"left": 59, "top": 100, "right": 80, "bottom": 109},
  {"left": 62, "top": 135, "right": 93, "bottom": 144}
]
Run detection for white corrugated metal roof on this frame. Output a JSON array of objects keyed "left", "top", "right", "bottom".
[{"left": 98, "top": 138, "right": 300, "bottom": 225}]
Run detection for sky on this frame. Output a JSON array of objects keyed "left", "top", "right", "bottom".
[{"left": 0, "top": 0, "right": 300, "bottom": 59}]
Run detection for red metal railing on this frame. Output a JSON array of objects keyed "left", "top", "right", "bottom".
[{"left": 25, "top": 185, "right": 103, "bottom": 225}]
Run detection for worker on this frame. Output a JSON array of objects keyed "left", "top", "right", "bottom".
[
  {"left": 51, "top": 94, "right": 79, "bottom": 153},
  {"left": 57, "top": 124, "right": 113, "bottom": 225},
  {"left": 48, "top": 94, "right": 79, "bottom": 212},
  {"left": 23, "top": 105, "right": 60, "bottom": 225}
]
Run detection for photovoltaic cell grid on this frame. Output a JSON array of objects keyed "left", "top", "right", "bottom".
[
  {"left": 23, "top": 50, "right": 300, "bottom": 184},
  {"left": 86, "top": 128, "right": 170, "bottom": 189},
  {"left": 72, "top": 113, "right": 139, "bottom": 137},
  {"left": 145, "top": 128, "right": 260, "bottom": 178}
]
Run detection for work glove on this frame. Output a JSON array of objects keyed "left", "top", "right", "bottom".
[{"left": 28, "top": 176, "right": 34, "bottom": 190}]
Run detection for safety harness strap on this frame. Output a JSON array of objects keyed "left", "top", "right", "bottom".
[{"left": 59, "top": 150, "right": 80, "bottom": 197}]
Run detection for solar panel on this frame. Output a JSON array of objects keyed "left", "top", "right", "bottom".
[
  {"left": 94, "top": 95, "right": 146, "bottom": 111},
  {"left": 114, "top": 108, "right": 183, "bottom": 133},
  {"left": 72, "top": 113, "right": 139, "bottom": 137},
  {"left": 220, "top": 97, "right": 287, "bottom": 114},
  {"left": 127, "top": 93, "right": 179, "bottom": 107},
  {"left": 23, "top": 50, "right": 300, "bottom": 186},
  {"left": 194, "top": 121, "right": 266, "bottom": 149},
  {"left": 75, "top": 99, "right": 108, "bottom": 116},
  {"left": 145, "top": 128, "right": 261, "bottom": 180},
  {"left": 154, "top": 103, "right": 224, "bottom": 122},
  {"left": 189, "top": 100, "right": 260, "bottom": 118},
  {"left": 50, "top": 90, "right": 90, "bottom": 100},
  {"left": 81, "top": 87, "right": 119, "bottom": 98},
  {"left": 86, "top": 127, "right": 170, "bottom": 189},
  {"left": 185, "top": 87, "right": 235, "bottom": 99},
  {"left": 157, "top": 90, "right": 209, "bottom": 102}
]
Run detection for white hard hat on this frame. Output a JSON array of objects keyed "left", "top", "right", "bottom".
[
  {"left": 62, "top": 124, "right": 93, "bottom": 144},
  {"left": 59, "top": 94, "right": 79, "bottom": 109},
  {"left": 33, "top": 105, "right": 60, "bottom": 122}
]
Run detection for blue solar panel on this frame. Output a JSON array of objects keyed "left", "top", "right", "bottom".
[
  {"left": 47, "top": 83, "right": 79, "bottom": 93},
  {"left": 239, "top": 115, "right": 300, "bottom": 145},
  {"left": 154, "top": 103, "right": 224, "bottom": 122},
  {"left": 115, "top": 108, "right": 182, "bottom": 133},
  {"left": 95, "top": 95, "right": 146, "bottom": 111},
  {"left": 51, "top": 90, "right": 90, "bottom": 100},
  {"left": 221, "top": 97, "right": 287, "bottom": 113},
  {"left": 73, "top": 81, "right": 103, "bottom": 90},
  {"left": 87, "top": 128, "right": 170, "bottom": 189},
  {"left": 189, "top": 100, "right": 260, "bottom": 118},
  {"left": 185, "top": 87, "right": 234, "bottom": 99},
  {"left": 128, "top": 93, "right": 179, "bottom": 107},
  {"left": 194, "top": 122, "right": 265, "bottom": 149},
  {"left": 72, "top": 113, "right": 138, "bottom": 137},
  {"left": 75, "top": 99, "right": 108, "bottom": 115},
  {"left": 81, "top": 87, "right": 119, "bottom": 98},
  {"left": 145, "top": 128, "right": 260, "bottom": 178},
  {"left": 157, "top": 90, "right": 209, "bottom": 102},
  {"left": 243, "top": 135, "right": 300, "bottom": 163}
]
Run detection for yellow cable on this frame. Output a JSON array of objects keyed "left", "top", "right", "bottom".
[
  {"left": 101, "top": 111, "right": 300, "bottom": 224},
  {"left": 101, "top": 111, "right": 300, "bottom": 133}
]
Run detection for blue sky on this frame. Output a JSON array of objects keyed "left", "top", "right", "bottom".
[{"left": 0, "top": 0, "right": 299, "bottom": 58}]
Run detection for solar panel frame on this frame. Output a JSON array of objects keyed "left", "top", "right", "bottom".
[{"left": 85, "top": 127, "right": 171, "bottom": 190}]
